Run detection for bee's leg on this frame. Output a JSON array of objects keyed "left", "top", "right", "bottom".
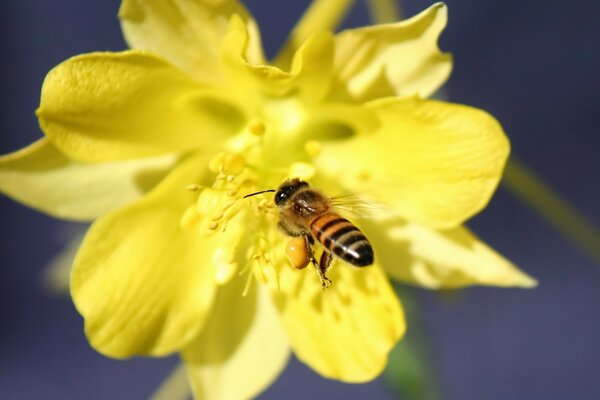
[
  {"left": 318, "top": 251, "right": 334, "bottom": 289},
  {"left": 302, "top": 233, "right": 318, "bottom": 266},
  {"left": 300, "top": 233, "right": 332, "bottom": 288},
  {"left": 301, "top": 233, "right": 325, "bottom": 286}
]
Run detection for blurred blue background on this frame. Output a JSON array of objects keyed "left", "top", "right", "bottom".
[{"left": 1, "top": 0, "right": 600, "bottom": 399}]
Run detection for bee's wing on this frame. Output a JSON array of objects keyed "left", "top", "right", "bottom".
[{"left": 330, "top": 193, "right": 391, "bottom": 219}]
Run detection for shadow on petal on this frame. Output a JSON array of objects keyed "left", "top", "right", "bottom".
[{"left": 361, "top": 216, "right": 537, "bottom": 289}]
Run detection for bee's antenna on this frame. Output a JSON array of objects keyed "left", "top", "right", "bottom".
[{"left": 243, "top": 189, "right": 276, "bottom": 199}]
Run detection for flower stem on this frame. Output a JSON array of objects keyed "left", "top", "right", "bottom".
[
  {"left": 384, "top": 286, "right": 441, "bottom": 400},
  {"left": 150, "top": 363, "right": 190, "bottom": 400},
  {"left": 274, "top": 0, "right": 356, "bottom": 68},
  {"left": 502, "top": 158, "right": 600, "bottom": 265},
  {"left": 366, "top": 0, "right": 403, "bottom": 24}
]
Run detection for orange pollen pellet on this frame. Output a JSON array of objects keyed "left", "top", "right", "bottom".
[{"left": 286, "top": 237, "right": 309, "bottom": 270}]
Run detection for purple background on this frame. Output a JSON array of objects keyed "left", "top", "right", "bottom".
[{"left": 1, "top": 0, "right": 600, "bottom": 399}]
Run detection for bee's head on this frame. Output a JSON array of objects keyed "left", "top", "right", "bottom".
[{"left": 274, "top": 178, "right": 309, "bottom": 206}]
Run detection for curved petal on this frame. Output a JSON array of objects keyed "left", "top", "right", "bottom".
[
  {"left": 220, "top": 16, "right": 334, "bottom": 104},
  {"left": 330, "top": 3, "right": 451, "bottom": 102},
  {"left": 316, "top": 97, "right": 510, "bottom": 228},
  {"left": 71, "top": 153, "right": 217, "bottom": 358},
  {"left": 0, "top": 138, "right": 176, "bottom": 220},
  {"left": 288, "top": 31, "right": 334, "bottom": 104},
  {"left": 363, "top": 217, "right": 537, "bottom": 288},
  {"left": 183, "top": 279, "right": 289, "bottom": 400},
  {"left": 37, "top": 51, "right": 245, "bottom": 162},
  {"left": 119, "top": 0, "right": 264, "bottom": 84},
  {"left": 274, "top": 262, "right": 405, "bottom": 382}
]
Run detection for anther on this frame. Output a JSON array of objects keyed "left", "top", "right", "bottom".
[
  {"left": 249, "top": 120, "right": 266, "bottom": 136},
  {"left": 357, "top": 170, "right": 371, "bottom": 181},
  {"left": 304, "top": 140, "right": 322, "bottom": 157},
  {"left": 208, "top": 152, "right": 246, "bottom": 175}
]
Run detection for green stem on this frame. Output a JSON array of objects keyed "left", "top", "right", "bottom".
[
  {"left": 384, "top": 287, "right": 441, "bottom": 400},
  {"left": 150, "top": 363, "right": 190, "bottom": 400},
  {"left": 366, "top": 0, "right": 403, "bottom": 24},
  {"left": 274, "top": 0, "right": 356, "bottom": 68},
  {"left": 502, "top": 158, "right": 600, "bottom": 265}
]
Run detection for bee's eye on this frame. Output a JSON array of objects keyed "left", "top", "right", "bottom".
[
  {"left": 275, "top": 189, "right": 289, "bottom": 206},
  {"left": 274, "top": 180, "right": 308, "bottom": 206}
]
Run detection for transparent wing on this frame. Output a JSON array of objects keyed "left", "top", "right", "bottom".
[{"left": 330, "top": 193, "right": 393, "bottom": 219}]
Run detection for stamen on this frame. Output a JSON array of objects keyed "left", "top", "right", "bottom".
[
  {"left": 304, "top": 140, "right": 322, "bottom": 157},
  {"left": 188, "top": 187, "right": 242, "bottom": 235},
  {"left": 208, "top": 152, "right": 246, "bottom": 175},
  {"left": 241, "top": 269, "right": 254, "bottom": 297},
  {"left": 245, "top": 236, "right": 281, "bottom": 291},
  {"left": 196, "top": 188, "right": 227, "bottom": 213},
  {"left": 257, "top": 198, "right": 275, "bottom": 212},
  {"left": 258, "top": 262, "right": 279, "bottom": 291},
  {"left": 357, "top": 170, "right": 371, "bottom": 181},
  {"left": 249, "top": 120, "right": 267, "bottom": 136}
]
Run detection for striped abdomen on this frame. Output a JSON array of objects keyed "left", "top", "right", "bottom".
[{"left": 309, "top": 213, "right": 374, "bottom": 267}]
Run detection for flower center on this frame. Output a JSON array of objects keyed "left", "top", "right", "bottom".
[
  {"left": 181, "top": 151, "right": 250, "bottom": 236},
  {"left": 262, "top": 98, "right": 306, "bottom": 134},
  {"left": 180, "top": 113, "right": 326, "bottom": 289}
]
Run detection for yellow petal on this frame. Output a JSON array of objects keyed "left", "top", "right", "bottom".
[
  {"left": 183, "top": 278, "right": 289, "bottom": 400},
  {"left": 220, "top": 16, "right": 334, "bottom": 103},
  {"left": 37, "top": 51, "right": 245, "bottom": 162},
  {"left": 71, "top": 153, "right": 217, "bottom": 358},
  {"left": 364, "top": 217, "right": 537, "bottom": 288},
  {"left": 219, "top": 15, "right": 287, "bottom": 100},
  {"left": 316, "top": 97, "right": 510, "bottom": 228},
  {"left": 331, "top": 3, "right": 451, "bottom": 102},
  {"left": 274, "top": 262, "right": 405, "bottom": 382},
  {"left": 0, "top": 138, "right": 176, "bottom": 220},
  {"left": 301, "top": 102, "right": 380, "bottom": 142},
  {"left": 119, "top": 0, "right": 264, "bottom": 84},
  {"left": 288, "top": 31, "right": 335, "bottom": 104}
]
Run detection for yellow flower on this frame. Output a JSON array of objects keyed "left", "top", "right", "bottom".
[{"left": 0, "top": 0, "right": 536, "bottom": 398}]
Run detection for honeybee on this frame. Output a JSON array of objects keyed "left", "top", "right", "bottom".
[{"left": 244, "top": 178, "right": 374, "bottom": 287}]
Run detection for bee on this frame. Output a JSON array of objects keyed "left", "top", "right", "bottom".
[{"left": 244, "top": 178, "right": 374, "bottom": 287}]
